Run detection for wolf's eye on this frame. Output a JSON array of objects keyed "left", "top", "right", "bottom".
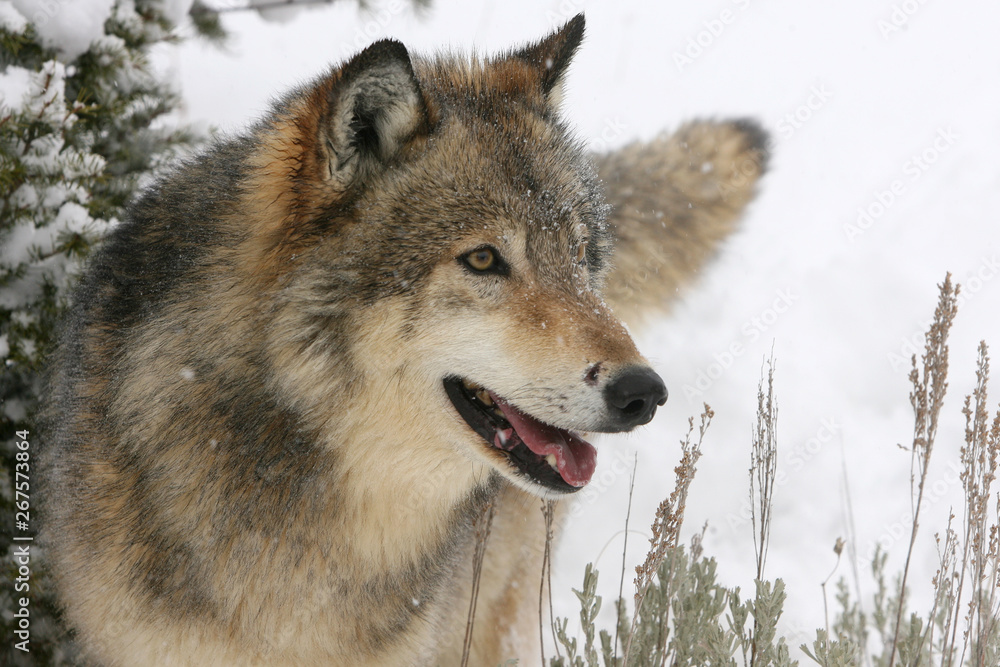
[
  {"left": 575, "top": 242, "right": 588, "bottom": 266},
  {"left": 461, "top": 246, "right": 506, "bottom": 275}
]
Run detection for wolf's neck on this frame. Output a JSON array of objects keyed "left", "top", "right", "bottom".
[{"left": 331, "top": 437, "right": 499, "bottom": 570}]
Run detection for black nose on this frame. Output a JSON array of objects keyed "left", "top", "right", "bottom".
[{"left": 603, "top": 366, "right": 668, "bottom": 430}]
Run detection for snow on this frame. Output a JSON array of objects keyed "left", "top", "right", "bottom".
[
  {"left": 0, "top": 219, "right": 38, "bottom": 269},
  {"left": 0, "top": 64, "right": 31, "bottom": 111},
  {"left": 248, "top": 0, "right": 303, "bottom": 24},
  {"left": 21, "top": 59, "right": 71, "bottom": 126},
  {"left": 10, "top": 0, "right": 115, "bottom": 62},
  {"left": 164, "top": 0, "right": 1000, "bottom": 659},
  {"left": 0, "top": 0, "right": 27, "bottom": 33},
  {"left": 157, "top": 0, "right": 195, "bottom": 27},
  {"left": 1, "top": 56, "right": 109, "bottom": 328}
]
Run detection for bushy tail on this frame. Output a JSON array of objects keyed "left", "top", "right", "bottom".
[{"left": 597, "top": 120, "right": 769, "bottom": 325}]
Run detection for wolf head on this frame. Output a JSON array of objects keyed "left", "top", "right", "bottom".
[{"left": 239, "top": 15, "right": 666, "bottom": 498}]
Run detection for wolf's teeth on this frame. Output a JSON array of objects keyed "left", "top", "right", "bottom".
[
  {"left": 545, "top": 454, "right": 558, "bottom": 471},
  {"left": 476, "top": 389, "right": 494, "bottom": 406}
]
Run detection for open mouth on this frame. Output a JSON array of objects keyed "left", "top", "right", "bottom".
[{"left": 443, "top": 377, "right": 597, "bottom": 493}]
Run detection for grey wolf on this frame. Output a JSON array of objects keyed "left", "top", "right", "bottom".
[{"left": 39, "top": 15, "right": 767, "bottom": 665}]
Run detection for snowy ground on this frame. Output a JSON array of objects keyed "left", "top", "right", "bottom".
[{"left": 165, "top": 0, "right": 1000, "bottom": 659}]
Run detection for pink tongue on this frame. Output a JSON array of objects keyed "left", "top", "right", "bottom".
[{"left": 491, "top": 396, "right": 597, "bottom": 487}]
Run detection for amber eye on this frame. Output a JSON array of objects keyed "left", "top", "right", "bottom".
[
  {"left": 460, "top": 246, "right": 507, "bottom": 275},
  {"left": 576, "top": 242, "right": 588, "bottom": 265},
  {"left": 466, "top": 248, "right": 495, "bottom": 271}
]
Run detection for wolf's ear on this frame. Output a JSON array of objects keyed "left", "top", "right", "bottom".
[
  {"left": 512, "top": 14, "right": 585, "bottom": 108},
  {"left": 322, "top": 39, "right": 429, "bottom": 187}
]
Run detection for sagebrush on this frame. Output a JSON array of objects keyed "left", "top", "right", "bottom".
[{"left": 544, "top": 274, "right": 1000, "bottom": 667}]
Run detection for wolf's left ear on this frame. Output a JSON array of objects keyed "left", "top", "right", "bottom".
[
  {"left": 322, "top": 39, "right": 429, "bottom": 187},
  {"left": 512, "top": 14, "right": 585, "bottom": 108}
]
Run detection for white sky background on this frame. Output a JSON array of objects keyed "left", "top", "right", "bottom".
[{"left": 167, "top": 0, "right": 1000, "bottom": 658}]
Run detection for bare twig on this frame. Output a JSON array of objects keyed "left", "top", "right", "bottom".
[
  {"left": 888, "top": 273, "right": 959, "bottom": 667},
  {"left": 952, "top": 342, "right": 1000, "bottom": 667},
  {"left": 751, "top": 353, "right": 779, "bottom": 582},
  {"left": 614, "top": 455, "right": 639, "bottom": 664},
  {"left": 840, "top": 443, "right": 874, "bottom": 667},
  {"left": 622, "top": 404, "right": 712, "bottom": 663},
  {"left": 540, "top": 499, "right": 558, "bottom": 665},
  {"left": 461, "top": 499, "right": 495, "bottom": 667},
  {"left": 821, "top": 538, "right": 845, "bottom": 642},
  {"left": 932, "top": 517, "right": 960, "bottom": 667},
  {"left": 189, "top": 0, "right": 429, "bottom": 15},
  {"left": 192, "top": 0, "right": 339, "bottom": 16},
  {"left": 749, "top": 354, "right": 780, "bottom": 667}
]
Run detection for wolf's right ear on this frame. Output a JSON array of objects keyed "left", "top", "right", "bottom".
[
  {"left": 512, "top": 14, "right": 585, "bottom": 109},
  {"left": 321, "top": 40, "right": 430, "bottom": 187}
]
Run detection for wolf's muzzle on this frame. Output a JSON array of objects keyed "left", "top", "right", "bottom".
[{"left": 603, "top": 366, "right": 668, "bottom": 430}]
